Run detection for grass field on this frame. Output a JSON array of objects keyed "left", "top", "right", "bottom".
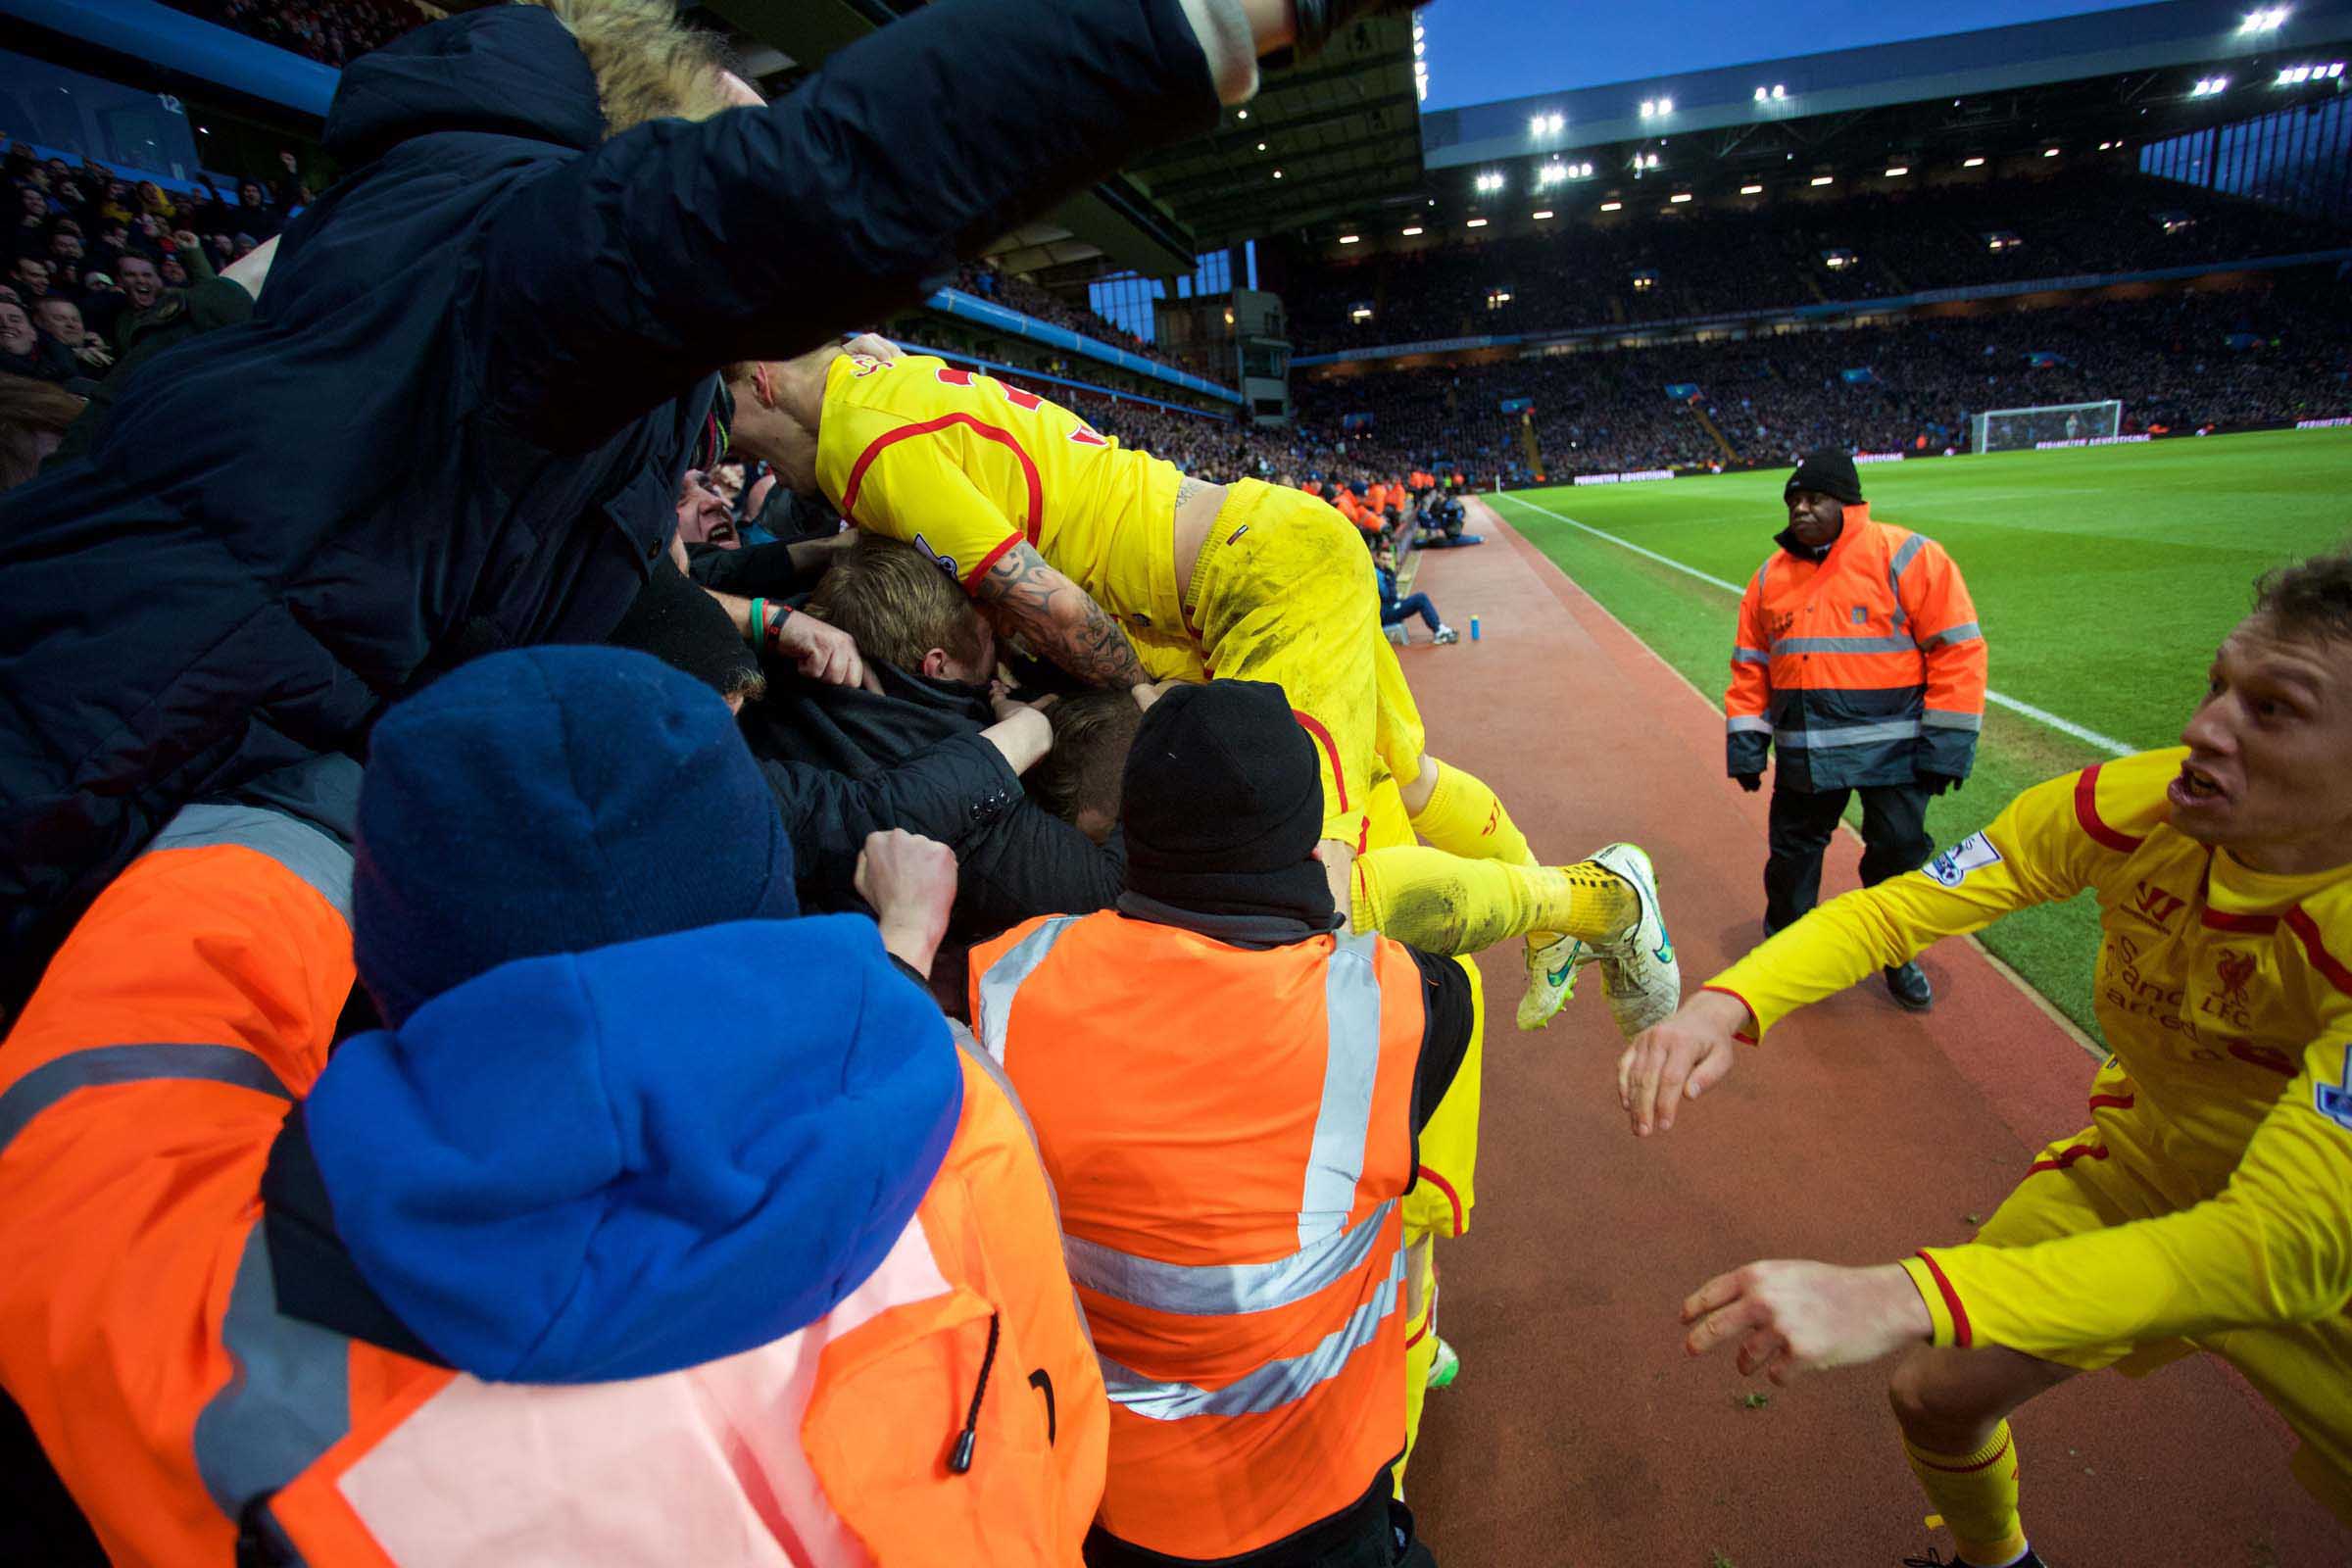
[{"left": 1492, "top": 426, "right": 2352, "bottom": 1040}]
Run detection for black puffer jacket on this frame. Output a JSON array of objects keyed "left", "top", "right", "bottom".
[
  {"left": 0, "top": 0, "right": 1221, "bottom": 1004},
  {"left": 747, "top": 662, "right": 1124, "bottom": 1010}
]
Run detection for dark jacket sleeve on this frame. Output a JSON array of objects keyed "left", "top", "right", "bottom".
[
  {"left": 954, "top": 811, "right": 1125, "bottom": 935},
  {"left": 1406, "top": 947, "right": 1475, "bottom": 1134},
  {"left": 687, "top": 540, "right": 802, "bottom": 600},
  {"left": 474, "top": 0, "right": 1219, "bottom": 439},
  {"left": 762, "top": 731, "right": 1023, "bottom": 910}
]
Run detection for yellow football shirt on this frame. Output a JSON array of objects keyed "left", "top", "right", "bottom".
[
  {"left": 812, "top": 353, "right": 1189, "bottom": 646},
  {"left": 1708, "top": 747, "right": 2352, "bottom": 1358}
]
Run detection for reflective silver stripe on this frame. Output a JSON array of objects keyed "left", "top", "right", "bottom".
[
  {"left": 1919, "top": 621, "right": 1982, "bottom": 650},
  {"left": 0, "top": 1043, "right": 292, "bottom": 1159},
  {"left": 1726, "top": 715, "right": 1773, "bottom": 735},
  {"left": 1098, "top": 1244, "right": 1406, "bottom": 1421},
  {"left": 1299, "top": 932, "right": 1382, "bottom": 1249},
  {"left": 1886, "top": 534, "right": 1927, "bottom": 629},
  {"left": 1731, "top": 648, "right": 1769, "bottom": 665},
  {"left": 193, "top": 1224, "right": 355, "bottom": 1517},
  {"left": 1774, "top": 719, "right": 1922, "bottom": 750},
  {"left": 150, "top": 804, "right": 354, "bottom": 924},
  {"left": 1770, "top": 635, "right": 1918, "bottom": 657},
  {"left": 1064, "top": 1197, "right": 1396, "bottom": 1318},
  {"left": 975, "top": 916, "right": 1079, "bottom": 1064},
  {"left": 1922, "top": 710, "right": 1983, "bottom": 731}
]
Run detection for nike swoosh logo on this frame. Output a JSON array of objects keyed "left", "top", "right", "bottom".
[
  {"left": 1546, "top": 959, "right": 1578, "bottom": 986},
  {"left": 1653, "top": 939, "right": 1675, "bottom": 965}
]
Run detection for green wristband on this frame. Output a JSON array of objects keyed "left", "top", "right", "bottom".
[{"left": 748, "top": 597, "right": 765, "bottom": 644}]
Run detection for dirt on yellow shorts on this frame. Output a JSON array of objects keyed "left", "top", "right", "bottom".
[
  {"left": 1977, "top": 1102, "right": 2352, "bottom": 1524},
  {"left": 1185, "top": 480, "right": 1429, "bottom": 850}
]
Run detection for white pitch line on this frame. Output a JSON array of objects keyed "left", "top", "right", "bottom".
[{"left": 1497, "top": 493, "right": 2134, "bottom": 759}]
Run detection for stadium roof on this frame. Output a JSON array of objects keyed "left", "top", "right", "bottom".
[{"left": 1423, "top": 0, "right": 2352, "bottom": 169}]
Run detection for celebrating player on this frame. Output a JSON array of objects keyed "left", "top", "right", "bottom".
[
  {"left": 720, "top": 344, "right": 1680, "bottom": 1036},
  {"left": 1621, "top": 550, "right": 2352, "bottom": 1566}
]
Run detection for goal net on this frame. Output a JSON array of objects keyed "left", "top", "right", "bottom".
[{"left": 1969, "top": 400, "right": 2123, "bottom": 454}]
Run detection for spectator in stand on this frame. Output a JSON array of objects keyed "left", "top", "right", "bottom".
[
  {"left": 30, "top": 297, "right": 109, "bottom": 375},
  {"left": 9, "top": 257, "right": 50, "bottom": 301},
  {"left": 234, "top": 178, "right": 284, "bottom": 238},
  {"left": 0, "top": 297, "right": 75, "bottom": 382},
  {"left": 109, "top": 238, "right": 252, "bottom": 362},
  {"left": 0, "top": 372, "right": 83, "bottom": 488}
]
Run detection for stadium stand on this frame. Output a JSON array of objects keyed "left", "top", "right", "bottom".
[
  {"left": 1286, "top": 172, "right": 2351, "bottom": 356},
  {"left": 1293, "top": 274, "right": 2352, "bottom": 481},
  {"left": 155, "top": 0, "right": 428, "bottom": 68}
]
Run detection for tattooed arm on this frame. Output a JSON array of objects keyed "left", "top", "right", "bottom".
[{"left": 971, "top": 541, "right": 1149, "bottom": 691}]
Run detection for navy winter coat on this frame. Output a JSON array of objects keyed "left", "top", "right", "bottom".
[{"left": 0, "top": 0, "right": 1220, "bottom": 1003}]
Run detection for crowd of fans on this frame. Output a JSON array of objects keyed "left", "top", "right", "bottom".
[
  {"left": 159, "top": 0, "right": 428, "bottom": 67},
  {"left": 1289, "top": 172, "right": 2351, "bottom": 356},
  {"left": 1, "top": 139, "right": 305, "bottom": 388},
  {"left": 1292, "top": 275, "right": 2352, "bottom": 480}
]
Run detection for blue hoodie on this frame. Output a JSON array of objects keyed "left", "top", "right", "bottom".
[{"left": 304, "top": 915, "right": 961, "bottom": 1384}]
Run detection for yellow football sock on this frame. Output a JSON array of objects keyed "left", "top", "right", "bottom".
[
  {"left": 1904, "top": 1423, "right": 2028, "bottom": 1567},
  {"left": 1352, "top": 846, "right": 1635, "bottom": 955},
  {"left": 1407, "top": 760, "right": 1537, "bottom": 868}
]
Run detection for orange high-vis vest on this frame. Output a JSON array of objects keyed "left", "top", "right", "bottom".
[
  {"left": 969, "top": 912, "right": 1424, "bottom": 1560},
  {"left": 1724, "top": 506, "right": 1986, "bottom": 792},
  {"left": 0, "top": 796, "right": 1105, "bottom": 1568}
]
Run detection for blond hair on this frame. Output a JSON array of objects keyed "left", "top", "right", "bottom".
[
  {"left": 808, "top": 533, "right": 989, "bottom": 674},
  {"left": 526, "top": 0, "right": 735, "bottom": 136}
]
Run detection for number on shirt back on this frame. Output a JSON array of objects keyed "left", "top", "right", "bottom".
[{"left": 935, "top": 365, "right": 1107, "bottom": 444}]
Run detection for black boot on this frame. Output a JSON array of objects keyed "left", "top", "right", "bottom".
[{"left": 1884, "top": 960, "right": 1934, "bottom": 1011}]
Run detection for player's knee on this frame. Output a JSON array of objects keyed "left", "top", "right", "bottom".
[{"left": 1885, "top": 1349, "right": 1999, "bottom": 1446}]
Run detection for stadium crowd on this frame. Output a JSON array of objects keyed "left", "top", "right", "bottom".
[
  {"left": 159, "top": 0, "right": 429, "bottom": 67},
  {"left": 1290, "top": 171, "right": 2351, "bottom": 356},
  {"left": 1293, "top": 275, "right": 2352, "bottom": 479}
]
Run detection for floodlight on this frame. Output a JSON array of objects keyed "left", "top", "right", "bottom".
[
  {"left": 1401, "top": 225, "right": 1423, "bottom": 235},
  {"left": 1600, "top": 200, "right": 1624, "bottom": 211},
  {"left": 1670, "top": 191, "right": 1692, "bottom": 203},
  {"left": 1740, "top": 182, "right": 1763, "bottom": 194},
  {"left": 1466, "top": 218, "right": 1489, "bottom": 227},
  {"left": 1963, "top": 156, "right": 1985, "bottom": 167},
  {"left": 1810, "top": 174, "right": 1834, "bottom": 185},
  {"left": 1532, "top": 209, "right": 1555, "bottom": 219},
  {"left": 1339, "top": 234, "right": 1360, "bottom": 244},
  {"left": 1885, "top": 166, "right": 1909, "bottom": 176}
]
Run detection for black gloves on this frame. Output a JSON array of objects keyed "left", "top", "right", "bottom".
[
  {"left": 1920, "top": 771, "right": 1961, "bottom": 797},
  {"left": 1734, "top": 773, "right": 1762, "bottom": 794}
]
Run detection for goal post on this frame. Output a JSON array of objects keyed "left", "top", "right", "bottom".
[{"left": 1969, "top": 400, "right": 2123, "bottom": 454}]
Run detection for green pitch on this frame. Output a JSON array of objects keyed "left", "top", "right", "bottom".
[{"left": 1493, "top": 427, "right": 2352, "bottom": 1041}]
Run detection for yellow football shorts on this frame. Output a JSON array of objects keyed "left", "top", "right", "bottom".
[
  {"left": 1186, "top": 480, "right": 1429, "bottom": 850},
  {"left": 1976, "top": 1109, "right": 2352, "bottom": 1524}
]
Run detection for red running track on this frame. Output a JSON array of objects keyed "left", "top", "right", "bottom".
[{"left": 1397, "top": 507, "right": 2351, "bottom": 1567}]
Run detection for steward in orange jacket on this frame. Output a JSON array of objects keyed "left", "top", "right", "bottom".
[
  {"left": 0, "top": 647, "right": 1104, "bottom": 1568},
  {"left": 1723, "top": 451, "right": 1987, "bottom": 1009},
  {"left": 972, "top": 680, "right": 1468, "bottom": 1568}
]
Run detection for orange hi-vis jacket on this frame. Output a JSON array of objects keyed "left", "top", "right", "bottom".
[
  {"left": 0, "top": 791, "right": 1106, "bottom": 1567},
  {"left": 969, "top": 912, "right": 1425, "bottom": 1562},
  {"left": 1724, "top": 505, "right": 1987, "bottom": 792}
]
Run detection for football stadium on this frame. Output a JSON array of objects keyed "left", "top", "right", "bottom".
[{"left": 0, "top": 0, "right": 2348, "bottom": 1564}]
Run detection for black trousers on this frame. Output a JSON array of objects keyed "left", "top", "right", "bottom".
[{"left": 1763, "top": 780, "right": 1935, "bottom": 933}]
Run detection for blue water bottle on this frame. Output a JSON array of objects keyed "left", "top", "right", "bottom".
[{"left": 1469, "top": 615, "right": 1481, "bottom": 642}]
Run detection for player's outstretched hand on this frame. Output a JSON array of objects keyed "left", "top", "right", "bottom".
[
  {"left": 776, "top": 611, "right": 882, "bottom": 693},
  {"left": 1617, "top": 989, "right": 1747, "bottom": 1136},
  {"left": 842, "top": 332, "right": 905, "bottom": 365},
  {"left": 1682, "top": 1260, "right": 1931, "bottom": 1384}
]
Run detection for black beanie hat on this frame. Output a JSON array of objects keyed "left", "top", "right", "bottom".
[
  {"left": 1786, "top": 449, "right": 1864, "bottom": 506},
  {"left": 1121, "top": 680, "right": 1333, "bottom": 918}
]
